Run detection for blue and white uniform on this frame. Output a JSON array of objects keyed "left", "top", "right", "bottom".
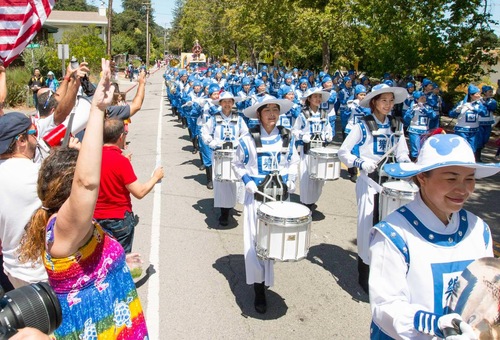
[
  {"left": 449, "top": 99, "right": 487, "bottom": 152},
  {"left": 369, "top": 194, "right": 493, "bottom": 339},
  {"left": 201, "top": 110, "right": 249, "bottom": 208},
  {"left": 404, "top": 102, "right": 437, "bottom": 159},
  {"left": 477, "top": 96, "right": 497, "bottom": 151},
  {"left": 232, "top": 127, "right": 299, "bottom": 286},
  {"left": 338, "top": 116, "right": 409, "bottom": 264}
]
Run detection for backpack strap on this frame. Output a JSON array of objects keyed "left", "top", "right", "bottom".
[{"left": 250, "top": 126, "right": 262, "bottom": 148}]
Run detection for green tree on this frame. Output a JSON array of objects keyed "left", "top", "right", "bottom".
[
  {"left": 61, "top": 25, "right": 107, "bottom": 74},
  {"left": 53, "top": 0, "right": 97, "bottom": 11}
]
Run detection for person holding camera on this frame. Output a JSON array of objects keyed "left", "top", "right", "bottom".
[
  {"left": 18, "top": 59, "right": 148, "bottom": 339},
  {"left": 28, "top": 69, "right": 45, "bottom": 108}
]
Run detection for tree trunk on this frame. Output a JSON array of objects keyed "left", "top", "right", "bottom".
[{"left": 322, "top": 39, "right": 330, "bottom": 72}]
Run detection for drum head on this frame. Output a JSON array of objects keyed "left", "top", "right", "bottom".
[
  {"left": 382, "top": 180, "right": 419, "bottom": 193},
  {"left": 259, "top": 201, "right": 310, "bottom": 219},
  {"left": 446, "top": 257, "right": 500, "bottom": 338},
  {"left": 309, "top": 147, "right": 338, "bottom": 156}
]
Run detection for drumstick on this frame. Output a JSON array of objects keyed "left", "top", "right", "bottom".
[
  {"left": 376, "top": 143, "right": 398, "bottom": 167},
  {"left": 255, "top": 190, "right": 276, "bottom": 201}
]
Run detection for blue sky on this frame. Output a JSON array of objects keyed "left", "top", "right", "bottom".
[
  {"left": 112, "top": 0, "right": 175, "bottom": 28},
  {"left": 108, "top": 0, "right": 499, "bottom": 34}
]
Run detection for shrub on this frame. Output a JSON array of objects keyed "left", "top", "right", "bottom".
[{"left": 5, "top": 67, "right": 32, "bottom": 108}]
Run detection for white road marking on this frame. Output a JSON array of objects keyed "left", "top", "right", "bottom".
[{"left": 146, "top": 81, "right": 164, "bottom": 338}]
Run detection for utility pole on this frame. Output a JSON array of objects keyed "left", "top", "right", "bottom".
[
  {"left": 107, "top": 0, "right": 112, "bottom": 58},
  {"left": 143, "top": 1, "right": 150, "bottom": 68}
]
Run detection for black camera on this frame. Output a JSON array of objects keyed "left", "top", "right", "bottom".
[{"left": 0, "top": 282, "right": 62, "bottom": 339}]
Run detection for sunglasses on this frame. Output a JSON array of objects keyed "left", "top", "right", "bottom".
[{"left": 27, "top": 129, "right": 37, "bottom": 137}]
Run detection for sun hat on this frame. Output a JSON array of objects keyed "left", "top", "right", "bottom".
[
  {"left": 243, "top": 97, "right": 293, "bottom": 119},
  {"left": 212, "top": 91, "right": 241, "bottom": 105},
  {"left": 359, "top": 84, "right": 408, "bottom": 108},
  {"left": 0, "top": 112, "right": 32, "bottom": 155},
  {"left": 301, "top": 87, "right": 330, "bottom": 103},
  {"left": 384, "top": 134, "right": 500, "bottom": 179}
]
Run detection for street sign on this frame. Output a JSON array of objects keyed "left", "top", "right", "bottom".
[
  {"left": 57, "top": 44, "right": 69, "bottom": 60},
  {"left": 26, "top": 43, "right": 40, "bottom": 49}
]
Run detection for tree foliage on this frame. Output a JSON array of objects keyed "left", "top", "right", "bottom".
[{"left": 168, "top": 0, "right": 499, "bottom": 87}]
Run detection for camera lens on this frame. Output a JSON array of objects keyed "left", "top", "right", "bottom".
[{"left": 0, "top": 282, "right": 62, "bottom": 335}]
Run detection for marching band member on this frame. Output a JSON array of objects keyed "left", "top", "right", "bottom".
[
  {"left": 232, "top": 98, "right": 298, "bottom": 314},
  {"left": 294, "top": 88, "right": 334, "bottom": 210},
  {"left": 402, "top": 82, "right": 415, "bottom": 115},
  {"left": 278, "top": 85, "right": 301, "bottom": 130},
  {"left": 429, "top": 83, "right": 442, "bottom": 129},
  {"left": 448, "top": 84, "right": 488, "bottom": 157},
  {"left": 403, "top": 91, "right": 437, "bottom": 161},
  {"left": 338, "top": 84, "right": 410, "bottom": 293},
  {"left": 182, "top": 80, "right": 205, "bottom": 154},
  {"left": 201, "top": 92, "right": 248, "bottom": 226},
  {"left": 295, "top": 78, "right": 309, "bottom": 100},
  {"left": 370, "top": 133, "right": 500, "bottom": 339},
  {"left": 320, "top": 75, "right": 338, "bottom": 119},
  {"left": 199, "top": 84, "right": 221, "bottom": 189},
  {"left": 344, "top": 85, "right": 370, "bottom": 182},
  {"left": 338, "top": 76, "right": 354, "bottom": 139},
  {"left": 476, "top": 85, "right": 497, "bottom": 162}
]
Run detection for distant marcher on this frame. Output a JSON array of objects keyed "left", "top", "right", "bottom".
[{"left": 45, "top": 71, "right": 59, "bottom": 92}]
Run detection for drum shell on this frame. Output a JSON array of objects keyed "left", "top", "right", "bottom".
[
  {"left": 256, "top": 202, "right": 312, "bottom": 262},
  {"left": 308, "top": 148, "right": 341, "bottom": 181},
  {"left": 379, "top": 181, "right": 419, "bottom": 220},
  {"left": 214, "top": 149, "right": 239, "bottom": 182}
]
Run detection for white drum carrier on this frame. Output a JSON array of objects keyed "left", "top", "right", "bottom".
[
  {"left": 308, "top": 147, "right": 341, "bottom": 181},
  {"left": 256, "top": 201, "right": 312, "bottom": 262},
  {"left": 379, "top": 180, "right": 419, "bottom": 220},
  {"left": 214, "top": 149, "right": 239, "bottom": 182}
]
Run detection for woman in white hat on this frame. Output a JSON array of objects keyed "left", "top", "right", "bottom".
[
  {"left": 369, "top": 133, "right": 500, "bottom": 339},
  {"left": 45, "top": 71, "right": 59, "bottom": 92},
  {"left": 201, "top": 91, "right": 248, "bottom": 226},
  {"left": 232, "top": 97, "right": 299, "bottom": 314},
  {"left": 338, "top": 83, "right": 410, "bottom": 293},
  {"left": 293, "top": 87, "right": 335, "bottom": 210}
]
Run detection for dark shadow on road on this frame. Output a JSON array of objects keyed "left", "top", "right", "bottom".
[
  {"left": 306, "top": 243, "right": 369, "bottom": 303},
  {"left": 135, "top": 264, "right": 155, "bottom": 289},
  {"left": 183, "top": 173, "right": 206, "bottom": 186},
  {"left": 213, "top": 254, "right": 288, "bottom": 320},
  {"left": 192, "top": 199, "right": 240, "bottom": 230}
]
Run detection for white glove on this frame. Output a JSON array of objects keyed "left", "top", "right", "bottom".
[
  {"left": 438, "top": 313, "right": 477, "bottom": 340},
  {"left": 245, "top": 181, "right": 258, "bottom": 194},
  {"left": 417, "top": 102, "right": 424, "bottom": 107},
  {"left": 302, "top": 134, "right": 311, "bottom": 143},
  {"left": 325, "top": 133, "right": 333, "bottom": 143},
  {"left": 286, "top": 181, "right": 296, "bottom": 194},
  {"left": 184, "top": 101, "right": 193, "bottom": 107},
  {"left": 209, "top": 140, "right": 220, "bottom": 150},
  {"left": 361, "top": 160, "right": 377, "bottom": 173},
  {"left": 397, "top": 155, "right": 412, "bottom": 163}
]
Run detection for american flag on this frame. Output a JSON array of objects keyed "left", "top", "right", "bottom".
[{"left": 0, "top": 0, "right": 55, "bottom": 67}]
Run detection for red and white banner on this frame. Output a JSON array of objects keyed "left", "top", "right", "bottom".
[{"left": 0, "top": 0, "right": 55, "bottom": 67}]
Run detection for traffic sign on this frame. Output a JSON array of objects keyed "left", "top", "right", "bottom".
[{"left": 26, "top": 43, "right": 40, "bottom": 49}]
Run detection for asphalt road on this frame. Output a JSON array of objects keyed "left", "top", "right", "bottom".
[{"left": 117, "top": 69, "right": 499, "bottom": 339}]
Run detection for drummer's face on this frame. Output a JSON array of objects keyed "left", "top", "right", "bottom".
[
  {"left": 220, "top": 99, "right": 234, "bottom": 114},
  {"left": 417, "top": 166, "right": 475, "bottom": 224},
  {"left": 259, "top": 104, "right": 280, "bottom": 129}
]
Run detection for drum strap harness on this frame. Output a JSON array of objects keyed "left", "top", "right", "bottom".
[{"left": 250, "top": 126, "right": 291, "bottom": 202}]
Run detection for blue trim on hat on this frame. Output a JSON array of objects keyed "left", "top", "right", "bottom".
[{"left": 384, "top": 160, "right": 500, "bottom": 179}]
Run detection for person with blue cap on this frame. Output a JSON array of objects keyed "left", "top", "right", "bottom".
[
  {"left": 428, "top": 82, "right": 443, "bottom": 130},
  {"left": 198, "top": 83, "right": 221, "bottom": 189},
  {"left": 269, "top": 68, "right": 283, "bottom": 97},
  {"left": 449, "top": 84, "right": 488, "bottom": 157},
  {"left": 476, "top": 85, "right": 497, "bottom": 162},
  {"left": 277, "top": 85, "right": 301, "bottom": 129},
  {"left": 214, "top": 68, "right": 226, "bottom": 90},
  {"left": 294, "top": 87, "right": 335, "bottom": 210},
  {"left": 291, "top": 68, "right": 300, "bottom": 85},
  {"left": 174, "top": 70, "right": 189, "bottom": 126},
  {"left": 320, "top": 75, "right": 338, "bottom": 117},
  {"left": 338, "top": 83, "right": 410, "bottom": 293},
  {"left": 403, "top": 82, "right": 416, "bottom": 114},
  {"left": 369, "top": 133, "right": 500, "bottom": 339},
  {"left": 236, "top": 77, "right": 254, "bottom": 124},
  {"left": 338, "top": 76, "right": 354, "bottom": 139},
  {"left": 344, "top": 84, "right": 371, "bottom": 181},
  {"left": 201, "top": 91, "right": 248, "bottom": 226},
  {"left": 232, "top": 97, "right": 299, "bottom": 314},
  {"left": 182, "top": 80, "right": 205, "bottom": 154},
  {"left": 403, "top": 91, "right": 438, "bottom": 161},
  {"left": 294, "top": 77, "right": 309, "bottom": 100}
]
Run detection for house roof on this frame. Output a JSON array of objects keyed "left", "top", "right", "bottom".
[{"left": 46, "top": 10, "right": 108, "bottom": 25}]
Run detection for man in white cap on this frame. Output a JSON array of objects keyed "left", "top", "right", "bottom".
[
  {"left": 369, "top": 133, "right": 499, "bottom": 339},
  {"left": 233, "top": 97, "right": 299, "bottom": 314}
]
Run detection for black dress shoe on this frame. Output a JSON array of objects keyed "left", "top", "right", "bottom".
[
  {"left": 199, "top": 164, "right": 206, "bottom": 171},
  {"left": 206, "top": 180, "right": 213, "bottom": 190},
  {"left": 253, "top": 282, "right": 267, "bottom": 314}
]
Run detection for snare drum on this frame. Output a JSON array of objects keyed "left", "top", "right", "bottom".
[
  {"left": 256, "top": 201, "right": 312, "bottom": 261},
  {"left": 379, "top": 180, "right": 419, "bottom": 220},
  {"left": 214, "top": 149, "right": 238, "bottom": 182},
  {"left": 308, "top": 148, "right": 341, "bottom": 181}
]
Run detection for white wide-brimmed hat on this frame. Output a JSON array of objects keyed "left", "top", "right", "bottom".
[
  {"left": 211, "top": 91, "right": 241, "bottom": 105},
  {"left": 301, "top": 87, "right": 330, "bottom": 103},
  {"left": 359, "top": 84, "right": 408, "bottom": 108},
  {"left": 384, "top": 134, "right": 500, "bottom": 179},
  {"left": 243, "top": 98, "right": 293, "bottom": 119}
]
